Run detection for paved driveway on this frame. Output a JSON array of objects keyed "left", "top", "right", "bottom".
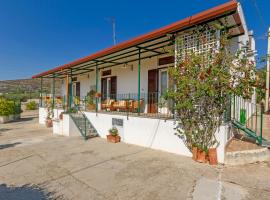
[{"left": 0, "top": 111, "right": 269, "bottom": 200}]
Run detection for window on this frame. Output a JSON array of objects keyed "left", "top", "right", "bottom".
[{"left": 160, "top": 70, "right": 168, "bottom": 97}]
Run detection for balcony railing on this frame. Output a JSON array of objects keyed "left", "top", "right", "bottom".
[{"left": 39, "top": 92, "right": 174, "bottom": 119}]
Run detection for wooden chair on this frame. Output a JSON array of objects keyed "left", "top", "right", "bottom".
[
  {"left": 101, "top": 99, "right": 114, "bottom": 111},
  {"left": 112, "top": 100, "right": 127, "bottom": 111},
  {"left": 133, "top": 99, "right": 144, "bottom": 113}
]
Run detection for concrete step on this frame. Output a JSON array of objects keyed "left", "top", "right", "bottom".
[
  {"left": 225, "top": 147, "right": 270, "bottom": 165},
  {"left": 261, "top": 140, "right": 270, "bottom": 148}
]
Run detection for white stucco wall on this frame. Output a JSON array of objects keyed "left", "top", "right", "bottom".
[
  {"left": 84, "top": 112, "right": 191, "bottom": 157},
  {"left": 39, "top": 107, "right": 47, "bottom": 124},
  {"left": 60, "top": 55, "right": 171, "bottom": 99},
  {"left": 84, "top": 112, "right": 229, "bottom": 163},
  {"left": 39, "top": 107, "right": 230, "bottom": 163},
  {"left": 38, "top": 107, "right": 64, "bottom": 124}
]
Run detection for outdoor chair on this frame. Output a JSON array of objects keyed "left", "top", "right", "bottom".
[
  {"left": 112, "top": 100, "right": 128, "bottom": 111},
  {"left": 101, "top": 99, "right": 115, "bottom": 111},
  {"left": 133, "top": 99, "right": 144, "bottom": 113}
]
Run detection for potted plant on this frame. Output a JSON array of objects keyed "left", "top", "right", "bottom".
[
  {"left": 45, "top": 100, "right": 53, "bottom": 128},
  {"left": 59, "top": 112, "right": 64, "bottom": 120},
  {"left": 95, "top": 92, "right": 101, "bottom": 98},
  {"left": 86, "top": 90, "right": 96, "bottom": 110},
  {"left": 196, "top": 148, "right": 207, "bottom": 163},
  {"left": 107, "top": 127, "right": 120, "bottom": 143},
  {"left": 192, "top": 146, "right": 198, "bottom": 161},
  {"left": 166, "top": 28, "right": 255, "bottom": 166},
  {"left": 208, "top": 148, "right": 218, "bottom": 165}
]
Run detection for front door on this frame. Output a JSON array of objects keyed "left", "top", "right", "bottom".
[
  {"left": 72, "top": 82, "right": 80, "bottom": 97},
  {"left": 148, "top": 69, "right": 158, "bottom": 113},
  {"left": 101, "top": 76, "right": 117, "bottom": 100},
  {"left": 76, "top": 82, "right": 80, "bottom": 97}
]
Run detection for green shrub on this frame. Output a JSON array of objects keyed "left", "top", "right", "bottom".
[
  {"left": 26, "top": 101, "right": 37, "bottom": 110},
  {"left": 0, "top": 98, "right": 21, "bottom": 116}
]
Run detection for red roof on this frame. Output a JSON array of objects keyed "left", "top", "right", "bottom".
[{"left": 33, "top": 0, "right": 239, "bottom": 78}]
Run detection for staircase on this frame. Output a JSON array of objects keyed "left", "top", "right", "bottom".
[
  {"left": 231, "top": 95, "right": 270, "bottom": 147},
  {"left": 69, "top": 111, "right": 98, "bottom": 140}
]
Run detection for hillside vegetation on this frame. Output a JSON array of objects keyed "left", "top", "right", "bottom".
[{"left": 0, "top": 78, "right": 61, "bottom": 101}]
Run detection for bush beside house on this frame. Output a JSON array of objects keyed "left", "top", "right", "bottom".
[
  {"left": 26, "top": 101, "right": 38, "bottom": 110},
  {"left": 0, "top": 97, "right": 22, "bottom": 123},
  {"left": 168, "top": 28, "right": 255, "bottom": 164}
]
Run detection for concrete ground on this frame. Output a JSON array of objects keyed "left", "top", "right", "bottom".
[{"left": 0, "top": 111, "right": 269, "bottom": 200}]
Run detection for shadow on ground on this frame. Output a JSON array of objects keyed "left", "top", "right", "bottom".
[
  {"left": 13, "top": 117, "right": 36, "bottom": 122},
  {"left": 0, "top": 142, "right": 21, "bottom": 150},
  {"left": 0, "top": 128, "right": 11, "bottom": 134},
  {"left": 0, "top": 184, "right": 54, "bottom": 200}
]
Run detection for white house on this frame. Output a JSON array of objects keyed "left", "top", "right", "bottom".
[{"left": 33, "top": 0, "right": 256, "bottom": 163}]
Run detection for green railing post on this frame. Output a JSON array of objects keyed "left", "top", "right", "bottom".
[
  {"left": 259, "top": 104, "right": 263, "bottom": 145},
  {"left": 84, "top": 116, "right": 87, "bottom": 139},
  {"left": 127, "top": 93, "right": 130, "bottom": 119},
  {"left": 40, "top": 77, "right": 43, "bottom": 107},
  {"left": 137, "top": 48, "right": 141, "bottom": 115},
  {"left": 63, "top": 95, "right": 66, "bottom": 111},
  {"left": 69, "top": 69, "right": 73, "bottom": 108},
  {"left": 233, "top": 95, "right": 235, "bottom": 120},
  {"left": 52, "top": 74, "right": 55, "bottom": 109},
  {"left": 84, "top": 96, "right": 86, "bottom": 111},
  {"left": 95, "top": 63, "right": 98, "bottom": 114}
]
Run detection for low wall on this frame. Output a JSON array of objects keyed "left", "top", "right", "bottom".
[
  {"left": 0, "top": 114, "right": 20, "bottom": 124},
  {"left": 39, "top": 107, "right": 64, "bottom": 124},
  {"left": 38, "top": 107, "right": 231, "bottom": 163},
  {"left": 84, "top": 112, "right": 231, "bottom": 163},
  {"left": 52, "top": 115, "right": 81, "bottom": 137}
]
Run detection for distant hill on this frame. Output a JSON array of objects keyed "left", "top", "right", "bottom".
[{"left": 0, "top": 79, "right": 61, "bottom": 95}]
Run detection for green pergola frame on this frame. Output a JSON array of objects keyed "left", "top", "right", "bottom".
[{"left": 38, "top": 9, "right": 243, "bottom": 112}]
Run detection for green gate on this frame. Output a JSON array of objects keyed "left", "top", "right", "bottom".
[{"left": 231, "top": 95, "right": 264, "bottom": 145}]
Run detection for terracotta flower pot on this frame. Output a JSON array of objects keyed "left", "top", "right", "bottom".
[
  {"left": 196, "top": 150, "right": 206, "bottom": 163},
  {"left": 192, "top": 147, "right": 198, "bottom": 161},
  {"left": 208, "top": 148, "right": 218, "bottom": 165},
  {"left": 46, "top": 118, "right": 53, "bottom": 128},
  {"left": 59, "top": 112, "right": 64, "bottom": 120},
  {"left": 95, "top": 93, "right": 101, "bottom": 98},
  {"left": 87, "top": 104, "right": 96, "bottom": 110},
  {"left": 107, "top": 135, "right": 121, "bottom": 143}
]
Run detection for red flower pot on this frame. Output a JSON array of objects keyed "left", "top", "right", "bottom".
[
  {"left": 107, "top": 135, "right": 121, "bottom": 143},
  {"left": 46, "top": 119, "right": 53, "bottom": 128},
  {"left": 95, "top": 93, "right": 101, "bottom": 98},
  {"left": 196, "top": 150, "right": 207, "bottom": 163},
  {"left": 192, "top": 147, "right": 198, "bottom": 161},
  {"left": 208, "top": 148, "right": 218, "bottom": 165},
  {"left": 59, "top": 112, "right": 64, "bottom": 120}
]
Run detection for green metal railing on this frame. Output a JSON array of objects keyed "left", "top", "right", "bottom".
[
  {"left": 231, "top": 95, "right": 264, "bottom": 145},
  {"left": 69, "top": 109, "right": 98, "bottom": 140}
]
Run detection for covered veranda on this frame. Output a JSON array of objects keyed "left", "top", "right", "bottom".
[{"left": 32, "top": 0, "right": 243, "bottom": 119}]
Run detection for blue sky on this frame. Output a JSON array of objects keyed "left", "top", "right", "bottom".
[{"left": 0, "top": 0, "right": 269, "bottom": 80}]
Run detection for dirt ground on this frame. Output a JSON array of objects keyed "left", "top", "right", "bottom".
[{"left": 0, "top": 110, "right": 269, "bottom": 200}]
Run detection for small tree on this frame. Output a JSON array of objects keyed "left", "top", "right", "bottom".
[
  {"left": 255, "top": 67, "right": 266, "bottom": 103},
  {"left": 167, "top": 28, "right": 255, "bottom": 152}
]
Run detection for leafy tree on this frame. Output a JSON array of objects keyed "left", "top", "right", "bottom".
[
  {"left": 167, "top": 28, "right": 255, "bottom": 152},
  {"left": 255, "top": 67, "right": 266, "bottom": 103}
]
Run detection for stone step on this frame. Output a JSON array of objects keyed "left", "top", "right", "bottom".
[{"left": 225, "top": 147, "right": 270, "bottom": 165}]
